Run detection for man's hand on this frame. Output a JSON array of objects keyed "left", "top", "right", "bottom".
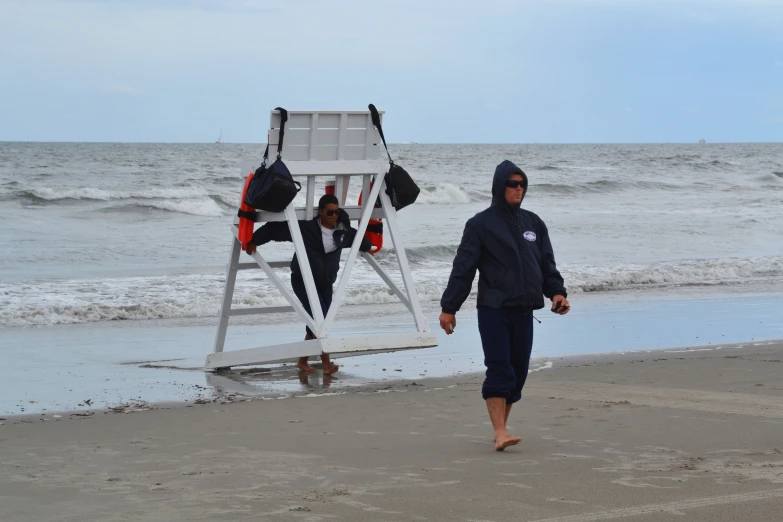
[
  {"left": 551, "top": 295, "right": 570, "bottom": 315},
  {"left": 439, "top": 313, "right": 456, "bottom": 334},
  {"left": 244, "top": 242, "right": 257, "bottom": 255}
]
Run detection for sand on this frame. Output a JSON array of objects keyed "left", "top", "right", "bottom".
[{"left": 1, "top": 340, "right": 782, "bottom": 521}]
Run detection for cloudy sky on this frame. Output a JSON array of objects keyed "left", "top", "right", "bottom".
[{"left": 1, "top": 0, "right": 781, "bottom": 143}]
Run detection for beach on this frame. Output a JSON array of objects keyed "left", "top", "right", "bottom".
[
  {"left": 2, "top": 0, "right": 783, "bottom": 517},
  {"left": 1, "top": 141, "right": 782, "bottom": 519},
  {"left": 2, "top": 340, "right": 782, "bottom": 521}
]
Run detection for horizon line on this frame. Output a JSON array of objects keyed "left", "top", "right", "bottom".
[{"left": 1, "top": 140, "right": 781, "bottom": 146}]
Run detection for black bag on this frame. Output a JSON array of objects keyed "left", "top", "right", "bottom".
[
  {"left": 369, "top": 104, "right": 420, "bottom": 211},
  {"left": 243, "top": 107, "right": 301, "bottom": 212}
]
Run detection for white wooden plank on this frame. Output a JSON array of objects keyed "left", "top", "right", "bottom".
[
  {"left": 205, "top": 339, "right": 323, "bottom": 369},
  {"left": 345, "top": 128, "right": 368, "bottom": 145},
  {"left": 365, "top": 113, "right": 377, "bottom": 160},
  {"left": 340, "top": 175, "right": 351, "bottom": 205},
  {"left": 282, "top": 146, "right": 311, "bottom": 161},
  {"left": 317, "top": 113, "right": 341, "bottom": 128},
  {"left": 311, "top": 128, "right": 337, "bottom": 145},
  {"left": 337, "top": 113, "right": 347, "bottom": 159},
  {"left": 237, "top": 261, "right": 289, "bottom": 270},
  {"left": 313, "top": 145, "right": 339, "bottom": 161},
  {"left": 270, "top": 113, "right": 311, "bottom": 129},
  {"left": 308, "top": 113, "right": 319, "bottom": 160},
  {"left": 344, "top": 145, "right": 373, "bottom": 160},
  {"left": 346, "top": 113, "right": 368, "bottom": 128},
  {"left": 285, "top": 205, "right": 325, "bottom": 328},
  {"left": 281, "top": 110, "right": 384, "bottom": 115},
  {"left": 272, "top": 142, "right": 378, "bottom": 161},
  {"left": 268, "top": 128, "right": 312, "bottom": 147},
  {"left": 361, "top": 174, "right": 371, "bottom": 204},
  {"left": 229, "top": 306, "right": 294, "bottom": 316},
  {"left": 380, "top": 186, "right": 429, "bottom": 333},
  {"left": 304, "top": 176, "right": 316, "bottom": 220},
  {"left": 321, "top": 331, "right": 437, "bottom": 355},
  {"left": 270, "top": 111, "right": 384, "bottom": 128},
  {"left": 333, "top": 175, "right": 350, "bottom": 206},
  {"left": 205, "top": 331, "right": 435, "bottom": 369},
  {"left": 213, "top": 236, "right": 241, "bottom": 354},
  {"left": 254, "top": 207, "right": 384, "bottom": 222},
  {"left": 270, "top": 128, "right": 366, "bottom": 148},
  {"left": 286, "top": 160, "right": 384, "bottom": 175}
]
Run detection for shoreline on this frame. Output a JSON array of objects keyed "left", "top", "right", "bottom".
[
  {"left": 3, "top": 289, "right": 783, "bottom": 418},
  {"left": 2, "top": 338, "right": 780, "bottom": 425}
]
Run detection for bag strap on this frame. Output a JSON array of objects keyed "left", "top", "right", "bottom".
[
  {"left": 261, "top": 144, "right": 269, "bottom": 164},
  {"left": 369, "top": 104, "right": 393, "bottom": 166},
  {"left": 260, "top": 107, "right": 288, "bottom": 166},
  {"left": 275, "top": 107, "right": 288, "bottom": 159}
]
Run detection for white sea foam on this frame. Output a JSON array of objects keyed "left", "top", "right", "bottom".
[
  {"left": 2, "top": 256, "right": 780, "bottom": 327},
  {"left": 28, "top": 186, "right": 211, "bottom": 201},
  {"left": 136, "top": 198, "right": 225, "bottom": 217},
  {"left": 415, "top": 184, "right": 471, "bottom": 204}
]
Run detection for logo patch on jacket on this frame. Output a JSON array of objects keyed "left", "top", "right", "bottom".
[{"left": 523, "top": 231, "right": 537, "bottom": 242}]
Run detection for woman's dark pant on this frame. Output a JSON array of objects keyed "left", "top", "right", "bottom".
[
  {"left": 477, "top": 307, "right": 534, "bottom": 404},
  {"left": 290, "top": 274, "right": 333, "bottom": 338}
]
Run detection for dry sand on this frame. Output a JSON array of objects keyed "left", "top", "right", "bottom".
[{"left": 1, "top": 340, "right": 782, "bottom": 521}]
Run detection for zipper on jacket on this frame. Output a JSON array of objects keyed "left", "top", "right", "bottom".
[{"left": 506, "top": 206, "right": 529, "bottom": 308}]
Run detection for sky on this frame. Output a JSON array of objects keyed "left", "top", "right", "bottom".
[{"left": 0, "top": 0, "right": 781, "bottom": 143}]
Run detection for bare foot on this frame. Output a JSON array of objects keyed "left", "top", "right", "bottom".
[
  {"left": 297, "top": 361, "right": 315, "bottom": 373},
  {"left": 322, "top": 363, "right": 340, "bottom": 375},
  {"left": 494, "top": 434, "right": 521, "bottom": 451}
]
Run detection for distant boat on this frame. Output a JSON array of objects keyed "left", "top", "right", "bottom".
[
  {"left": 698, "top": 138, "right": 706, "bottom": 144},
  {"left": 215, "top": 129, "right": 223, "bottom": 144}
]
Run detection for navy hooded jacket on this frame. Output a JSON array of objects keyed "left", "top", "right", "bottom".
[
  {"left": 252, "top": 211, "right": 371, "bottom": 290},
  {"left": 440, "top": 160, "right": 567, "bottom": 314}
]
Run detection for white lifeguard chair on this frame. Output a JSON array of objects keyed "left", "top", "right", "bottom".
[{"left": 206, "top": 108, "right": 437, "bottom": 370}]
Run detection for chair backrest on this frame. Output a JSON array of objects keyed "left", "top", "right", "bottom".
[{"left": 267, "top": 110, "right": 383, "bottom": 162}]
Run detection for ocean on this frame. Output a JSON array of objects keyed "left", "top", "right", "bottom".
[
  {"left": 2, "top": 142, "right": 782, "bottom": 326},
  {"left": 1, "top": 142, "right": 782, "bottom": 414}
]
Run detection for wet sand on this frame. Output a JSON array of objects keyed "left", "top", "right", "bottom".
[
  {"left": 1, "top": 340, "right": 782, "bottom": 521},
  {"left": 3, "top": 291, "right": 782, "bottom": 417}
]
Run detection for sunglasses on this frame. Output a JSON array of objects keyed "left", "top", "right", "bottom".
[
  {"left": 505, "top": 180, "right": 526, "bottom": 189},
  {"left": 322, "top": 209, "right": 342, "bottom": 216}
]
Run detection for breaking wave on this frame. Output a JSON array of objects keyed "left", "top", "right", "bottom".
[{"left": 2, "top": 256, "right": 780, "bottom": 327}]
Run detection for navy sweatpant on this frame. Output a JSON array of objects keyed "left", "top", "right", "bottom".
[
  {"left": 290, "top": 275, "right": 333, "bottom": 338},
  {"left": 477, "top": 307, "right": 534, "bottom": 404}
]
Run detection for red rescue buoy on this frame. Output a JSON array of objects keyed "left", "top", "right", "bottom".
[
  {"left": 237, "top": 173, "right": 256, "bottom": 250},
  {"left": 358, "top": 189, "right": 383, "bottom": 255}
]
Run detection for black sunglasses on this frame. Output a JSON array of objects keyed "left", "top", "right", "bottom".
[
  {"left": 505, "top": 180, "right": 526, "bottom": 189},
  {"left": 323, "top": 209, "right": 342, "bottom": 216}
]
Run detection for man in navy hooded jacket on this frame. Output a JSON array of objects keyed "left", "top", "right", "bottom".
[
  {"left": 245, "top": 194, "right": 372, "bottom": 375},
  {"left": 439, "top": 160, "right": 570, "bottom": 451}
]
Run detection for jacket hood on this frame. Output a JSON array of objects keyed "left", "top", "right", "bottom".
[{"left": 491, "top": 160, "right": 528, "bottom": 206}]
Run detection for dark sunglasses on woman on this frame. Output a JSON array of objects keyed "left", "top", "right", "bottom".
[{"left": 323, "top": 209, "right": 342, "bottom": 216}]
